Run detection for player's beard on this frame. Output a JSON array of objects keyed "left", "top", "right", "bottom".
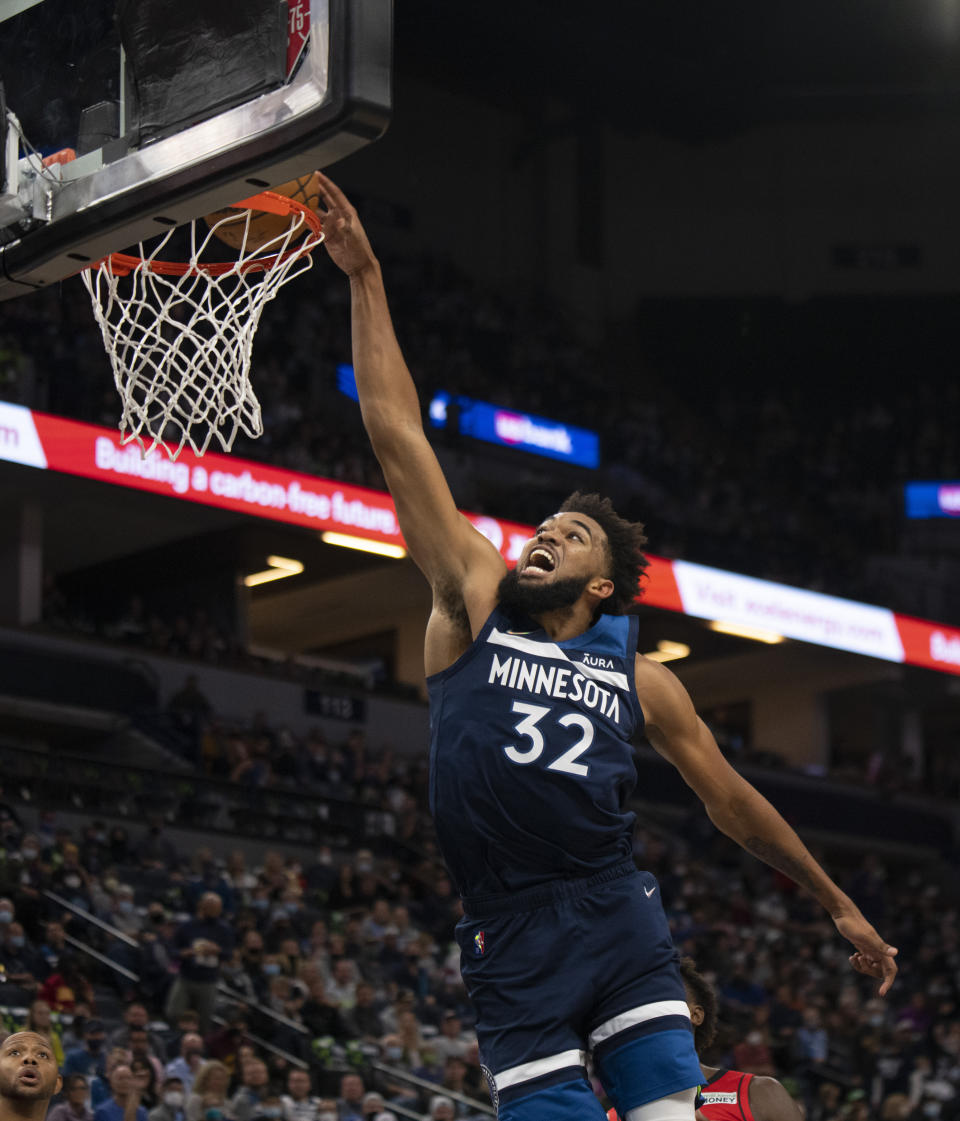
[
  {"left": 497, "top": 568, "right": 591, "bottom": 619},
  {"left": 0, "top": 1072, "right": 49, "bottom": 1100}
]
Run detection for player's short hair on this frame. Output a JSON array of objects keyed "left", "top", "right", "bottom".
[
  {"left": 679, "top": 957, "right": 718, "bottom": 1052},
  {"left": 557, "top": 492, "right": 649, "bottom": 614}
]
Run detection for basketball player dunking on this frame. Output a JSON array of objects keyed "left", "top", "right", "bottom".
[
  {"left": 607, "top": 961, "right": 803, "bottom": 1121},
  {"left": 315, "top": 172, "right": 898, "bottom": 1121}
]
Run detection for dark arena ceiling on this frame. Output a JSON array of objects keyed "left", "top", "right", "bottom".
[{"left": 400, "top": 0, "right": 960, "bottom": 138}]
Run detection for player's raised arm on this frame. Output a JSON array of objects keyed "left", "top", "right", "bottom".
[
  {"left": 635, "top": 656, "right": 899, "bottom": 997},
  {"left": 315, "top": 173, "right": 504, "bottom": 606}
]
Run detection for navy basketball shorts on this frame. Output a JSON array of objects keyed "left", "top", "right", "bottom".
[{"left": 456, "top": 863, "right": 702, "bottom": 1121}]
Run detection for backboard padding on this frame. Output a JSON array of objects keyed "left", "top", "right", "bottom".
[{"left": 117, "top": 0, "right": 287, "bottom": 146}]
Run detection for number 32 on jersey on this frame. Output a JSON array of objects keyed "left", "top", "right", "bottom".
[{"left": 503, "top": 701, "right": 594, "bottom": 777}]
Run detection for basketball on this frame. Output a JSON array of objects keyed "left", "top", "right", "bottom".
[{"left": 203, "top": 172, "right": 322, "bottom": 252}]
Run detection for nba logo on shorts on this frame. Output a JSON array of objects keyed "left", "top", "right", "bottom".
[{"left": 474, "top": 931, "right": 485, "bottom": 956}]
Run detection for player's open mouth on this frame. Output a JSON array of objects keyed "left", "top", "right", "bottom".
[
  {"left": 522, "top": 547, "right": 557, "bottom": 576},
  {"left": 17, "top": 1072, "right": 39, "bottom": 1085}
]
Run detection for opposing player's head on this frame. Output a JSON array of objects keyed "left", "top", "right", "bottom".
[
  {"left": 0, "top": 1031, "right": 62, "bottom": 1107},
  {"left": 679, "top": 958, "right": 718, "bottom": 1053},
  {"left": 498, "top": 492, "right": 649, "bottom": 620}
]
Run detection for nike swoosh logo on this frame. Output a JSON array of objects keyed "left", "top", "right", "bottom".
[{"left": 644, "top": 885, "right": 656, "bottom": 898}]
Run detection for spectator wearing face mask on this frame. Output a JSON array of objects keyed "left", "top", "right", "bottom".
[
  {"left": 0, "top": 898, "right": 16, "bottom": 931},
  {"left": 16, "top": 835, "right": 43, "bottom": 871},
  {"left": 148, "top": 1077, "right": 186, "bottom": 1121},
  {"left": 258, "top": 955, "right": 287, "bottom": 1005},
  {"left": 63, "top": 1020, "right": 109, "bottom": 1079},
  {"left": 0, "top": 921, "right": 42, "bottom": 992},
  {"left": 108, "top": 886, "right": 143, "bottom": 938},
  {"left": 50, "top": 843, "right": 94, "bottom": 903}
]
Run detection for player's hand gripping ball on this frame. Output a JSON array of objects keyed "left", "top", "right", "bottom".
[{"left": 204, "top": 172, "right": 322, "bottom": 252}]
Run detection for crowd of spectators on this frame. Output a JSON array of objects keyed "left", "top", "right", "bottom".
[
  {"left": 0, "top": 235, "right": 957, "bottom": 624},
  {"left": 0, "top": 777, "right": 955, "bottom": 1121}
]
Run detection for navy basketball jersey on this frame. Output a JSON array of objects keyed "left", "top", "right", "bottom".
[{"left": 427, "top": 604, "right": 644, "bottom": 897}]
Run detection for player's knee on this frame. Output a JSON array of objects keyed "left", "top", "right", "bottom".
[{"left": 623, "top": 1088, "right": 698, "bottom": 1121}]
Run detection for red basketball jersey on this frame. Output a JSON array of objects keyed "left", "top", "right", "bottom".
[{"left": 606, "top": 1068, "right": 756, "bottom": 1121}]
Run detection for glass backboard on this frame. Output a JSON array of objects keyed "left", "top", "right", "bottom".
[{"left": 0, "top": 0, "right": 391, "bottom": 300}]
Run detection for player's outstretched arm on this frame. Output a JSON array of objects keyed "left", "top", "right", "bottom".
[
  {"left": 315, "top": 173, "right": 504, "bottom": 608},
  {"left": 635, "top": 656, "right": 899, "bottom": 997}
]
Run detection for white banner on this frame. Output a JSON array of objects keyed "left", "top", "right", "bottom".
[
  {"left": 672, "top": 560, "right": 905, "bottom": 662},
  {"left": 0, "top": 402, "right": 47, "bottom": 469}
]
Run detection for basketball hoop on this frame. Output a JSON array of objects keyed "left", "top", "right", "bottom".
[{"left": 82, "top": 190, "right": 324, "bottom": 460}]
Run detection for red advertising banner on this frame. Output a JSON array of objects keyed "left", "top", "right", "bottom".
[{"left": 2, "top": 402, "right": 959, "bottom": 677}]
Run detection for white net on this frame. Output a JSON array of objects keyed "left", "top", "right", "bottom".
[{"left": 82, "top": 201, "right": 324, "bottom": 460}]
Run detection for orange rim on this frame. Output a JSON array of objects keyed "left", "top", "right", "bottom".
[{"left": 88, "top": 190, "right": 323, "bottom": 278}]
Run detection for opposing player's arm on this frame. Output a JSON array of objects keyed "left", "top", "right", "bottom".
[
  {"left": 748, "top": 1076, "right": 804, "bottom": 1121},
  {"left": 634, "top": 655, "right": 898, "bottom": 996},
  {"left": 315, "top": 172, "right": 504, "bottom": 603}
]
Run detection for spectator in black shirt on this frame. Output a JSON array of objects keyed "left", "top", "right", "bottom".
[
  {"left": 135, "top": 818, "right": 180, "bottom": 873},
  {"left": 300, "top": 978, "right": 345, "bottom": 1040},
  {"left": 341, "top": 983, "right": 381, "bottom": 1044},
  {"left": 108, "top": 828, "right": 132, "bottom": 865},
  {"left": 37, "top": 921, "right": 68, "bottom": 979},
  {"left": 165, "top": 894, "right": 235, "bottom": 1033},
  {"left": 0, "top": 922, "right": 42, "bottom": 993}
]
